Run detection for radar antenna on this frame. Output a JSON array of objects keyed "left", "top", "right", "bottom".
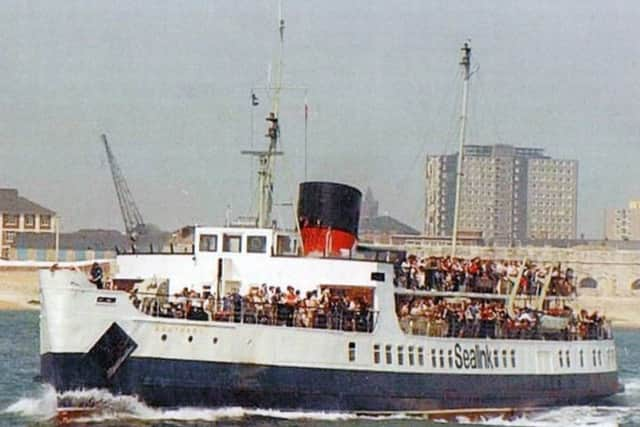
[{"left": 101, "top": 134, "right": 146, "bottom": 240}]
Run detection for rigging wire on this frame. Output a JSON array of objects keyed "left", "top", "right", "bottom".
[{"left": 394, "top": 65, "right": 464, "bottom": 191}]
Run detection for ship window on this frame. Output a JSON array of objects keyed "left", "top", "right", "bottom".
[
  {"left": 592, "top": 350, "right": 597, "bottom": 366},
  {"left": 559, "top": 350, "right": 564, "bottom": 368},
  {"left": 247, "top": 235, "right": 267, "bottom": 253},
  {"left": 431, "top": 349, "right": 437, "bottom": 367},
  {"left": 448, "top": 350, "right": 453, "bottom": 368},
  {"left": 579, "top": 350, "right": 584, "bottom": 367},
  {"left": 408, "top": 346, "right": 415, "bottom": 366},
  {"left": 511, "top": 350, "right": 516, "bottom": 368},
  {"left": 502, "top": 350, "right": 508, "bottom": 368},
  {"left": 348, "top": 342, "right": 356, "bottom": 362},
  {"left": 276, "top": 235, "right": 298, "bottom": 255},
  {"left": 222, "top": 234, "right": 242, "bottom": 253},
  {"left": 161, "top": 334, "right": 167, "bottom": 341},
  {"left": 385, "top": 345, "right": 392, "bottom": 364},
  {"left": 598, "top": 350, "right": 602, "bottom": 366},
  {"left": 439, "top": 349, "right": 444, "bottom": 368},
  {"left": 493, "top": 350, "right": 499, "bottom": 368},
  {"left": 565, "top": 350, "right": 571, "bottom": 368},
  {"left": 417, "top": 347, "right": 424, "bottom": 366},
  {"left": 397, "top": 346, "right": 404, "bottom": 365},
  {"left": 373, "top": 344, "right": 380, "bottom": 364},
  {"left": 199, "top": 234, "right": 218, "bottom": 252}
]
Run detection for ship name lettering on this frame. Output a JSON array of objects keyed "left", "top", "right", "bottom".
[{"left": 454, "top": 343, "right": 494, "bottom": 370}]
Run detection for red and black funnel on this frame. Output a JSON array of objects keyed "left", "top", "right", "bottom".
[{"left": 297, "top": 182, "right": 362, "bottom": 256}]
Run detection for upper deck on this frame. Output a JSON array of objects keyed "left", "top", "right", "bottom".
[{"left": 115, "top": 225, "right": 399, "bottom": 295}]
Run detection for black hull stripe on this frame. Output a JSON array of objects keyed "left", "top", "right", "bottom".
[{"left": 41, "top": 353, "right": 620, "bottom": 411}]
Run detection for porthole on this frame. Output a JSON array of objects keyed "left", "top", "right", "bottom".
[
  {"left": 161, "top": 334, "right": 167, "bottom": 341},
  {"left": 188, "top": 336, "right": 193, "bottom": 343},
  {"left": 213, "top": 337, "right": 218, "bottom": 344}
]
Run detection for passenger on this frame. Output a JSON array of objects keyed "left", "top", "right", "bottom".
[
  {"left": 284, "top": 286, "right": 297, "bottom": 326},
  {"left": 305, "top": 291, "right": 319, "bottom": 328},
  {"left": 88, "top": 262, "right": 104, "bottom": 289}
]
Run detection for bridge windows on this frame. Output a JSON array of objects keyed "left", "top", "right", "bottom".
[
  {"left": 199, "top": 234, "right": 218, "bottom": 252},
  {"left": 222, "top": 234, "right": 242, "bottom": 253},
  {"left": 385, "top": 345, "right": 392, "bottom": 364},
  {"left": 397, "top": 346, "right": 404, "bottom": 365},
  {"left": 408, "top": 346, "right": 415, "bottom": 366},
  {"left": 417, "top": 347, "right": 424, "bottom": 366},
  {"left": 247, "top": 235, "right": 267, "bottom": 253},
  {"left": 373, "top": 344, "right": 381, "bottom": 364}
]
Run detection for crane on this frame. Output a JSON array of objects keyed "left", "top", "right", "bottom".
[{"left": 101, "top": 134, "right": 146, "bottom": 240}]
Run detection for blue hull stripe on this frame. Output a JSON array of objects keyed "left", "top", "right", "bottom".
[{"left": 41, "top": 353, "right": 620, "bottom": 411}]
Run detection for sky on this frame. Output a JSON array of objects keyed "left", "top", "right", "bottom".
[{"left": 0, "top": 0, "right": 638, "bottom": 237}]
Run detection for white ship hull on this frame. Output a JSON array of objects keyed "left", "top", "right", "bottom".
[{"left": 40, "top": 268, "right": 621, "bottom": 411}]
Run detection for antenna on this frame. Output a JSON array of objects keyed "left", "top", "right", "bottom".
[{"left": 451, "top": 40, "right": 472, "bottom": 257}]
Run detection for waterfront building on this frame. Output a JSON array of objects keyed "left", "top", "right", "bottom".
[
  {"left": 425, "top": 144, "right": 578, "bottom": 246},
  {"left": 604, "top": 200, "right": 640, "bottom": 241},
  {"left": 0, "top": 189, "right": 57, "bottom": 259},
  {"left": 358, "top": 187, "right": 419, "bottom": 244}
]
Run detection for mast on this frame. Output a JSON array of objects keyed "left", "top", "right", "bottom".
[
  {"left": 242, "top": 3, "right": 285, "bottom": 228},
  {"left": 451, "top": 41, "right": 471, "bottom": 257}
]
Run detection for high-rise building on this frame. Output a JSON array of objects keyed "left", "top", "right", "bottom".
[
  {"left": 425, "top": 144, "right": 578, "bottom": 245},
  {"left": 604, "top": 200, "right": 640, "bottom": 241}
]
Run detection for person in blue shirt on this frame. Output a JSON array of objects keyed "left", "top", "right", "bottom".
[{"left": 89, "top": 262, "right": 104, "bottom": 289}]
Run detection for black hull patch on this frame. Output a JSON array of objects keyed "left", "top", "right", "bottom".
[{"left": 41, "top": 353, "right": 620, "bottom": 412}]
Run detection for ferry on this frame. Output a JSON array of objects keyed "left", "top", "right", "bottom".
[
  {"left": 39, "top": 13, "right": 621, "bottom": 417},
  {"left": 38, "top": 185, "right": 622, "bottom": 414}
]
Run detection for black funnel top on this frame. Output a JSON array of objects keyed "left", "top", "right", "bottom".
[{"left": 297, "top": 181, "right": 362, "bottom": 236}]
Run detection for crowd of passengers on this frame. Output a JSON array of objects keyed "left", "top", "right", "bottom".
[
  {"left": 131, "top": 284, "right": 375, "bottom": 332},
  {"left": 395, "top": 255, "right": 576, "bottom": 296},
  {"left": 396, "top": 295, "right": 609, "bottom": 341}
]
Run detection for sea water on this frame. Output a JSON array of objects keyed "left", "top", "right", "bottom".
[{"left": 1, "top": 310, "right": 638, "bottom": 427}]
